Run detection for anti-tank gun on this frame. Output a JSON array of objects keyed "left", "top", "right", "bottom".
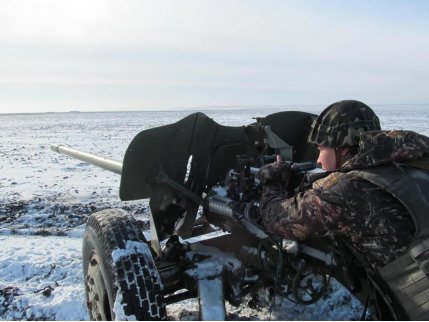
[{"left": 51, "top": 111, "right": 366, "bottom": 320}]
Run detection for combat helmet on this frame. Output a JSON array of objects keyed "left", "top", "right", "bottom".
[{"left": 308, "top": 100, "right": 381, "bottom": 148}]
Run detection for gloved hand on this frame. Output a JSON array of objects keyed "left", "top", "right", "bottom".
[{"left": 256, "top": 159, "right": 292, "bottom": 186}]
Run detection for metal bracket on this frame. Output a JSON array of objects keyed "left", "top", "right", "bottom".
[
  {"left": 198, "top": 276, "right": 226, "bottom": 320},
  {"left": 264, "top": 125, "right": 293, "bottom": 161}
]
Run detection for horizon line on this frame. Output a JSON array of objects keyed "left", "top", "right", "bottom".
[{"left": 1, "top": 103, "right": 428, "bottom": 116}]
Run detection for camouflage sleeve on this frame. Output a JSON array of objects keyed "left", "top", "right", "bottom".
[
  {"left": 260, "top": 174, "right": 348, "bottom": 240},
  {"left": 260, "top": 170, "right": 416, "bottom": 269}
]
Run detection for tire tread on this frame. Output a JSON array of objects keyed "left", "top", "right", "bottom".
[{"left": 84, "top": 209, "right": 166, "bottom": 320}]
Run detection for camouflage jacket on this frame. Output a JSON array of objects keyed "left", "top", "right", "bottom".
[{"left": 260, "top": 130, "right": 429, "bottom": 270}]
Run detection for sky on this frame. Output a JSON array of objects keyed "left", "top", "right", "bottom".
[{"left": 0, "top": 0, "right": 428, "bottom": 113}]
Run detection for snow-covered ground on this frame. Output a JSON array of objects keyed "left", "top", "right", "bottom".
[{"left": 1, "top": 105, "right": 428, "bottom": 320}]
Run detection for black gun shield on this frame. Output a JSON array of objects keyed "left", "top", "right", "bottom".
[
  {"left": 119, "top": 111, "right": 317, "bottom": 239},
  {"left": 120, "top": 112, "right": 248, "bottom": 201},
  {"left": 120, "top": 112, "right": 249, "bottom": 240}
]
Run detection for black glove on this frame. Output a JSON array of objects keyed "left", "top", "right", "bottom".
[{"left": 256, "top": 161, "right": 292, "bottom": 186}]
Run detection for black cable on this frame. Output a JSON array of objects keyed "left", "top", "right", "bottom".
[
  {"left": 360, "top": 293, "right": 370, "bottom": 321},
  {"left": 256, "top": 238, "right": 284, "bottom": 319}
]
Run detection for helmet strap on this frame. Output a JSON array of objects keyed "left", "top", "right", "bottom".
[{"left": 335, "top": 148, "right": 343, "bottom": 169}]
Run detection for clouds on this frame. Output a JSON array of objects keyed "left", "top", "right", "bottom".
[{"left": 0, "top": 0, "right": 428, "bottom": 113}]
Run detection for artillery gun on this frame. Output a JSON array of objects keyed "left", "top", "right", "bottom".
[{"left": 51, "top": 111, "right": 371, "bottom": 320}]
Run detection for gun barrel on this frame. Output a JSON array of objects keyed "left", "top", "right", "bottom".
[{"left": 50, "top": 144, "right": 122, "bottom": 175}]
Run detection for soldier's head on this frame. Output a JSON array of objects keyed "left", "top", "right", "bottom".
[{"left": 308, "top": 100, "right": 381, "bottom": 170}]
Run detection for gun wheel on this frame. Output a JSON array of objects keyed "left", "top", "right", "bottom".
[{"left": 83, "top": 209, "right": 166, "bottom": 320}]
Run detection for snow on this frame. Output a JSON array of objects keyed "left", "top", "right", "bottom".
[
  {"left": 111, "top": 240, "right": 153, "bottom": 263},
  {"left": 1, "top": 106, "right": 428, "bottom": 320},
  {"left": 185, "top": 244, "right": 242, "bottom": 279},
  {"left": 0, "top": 235, "right": 86, "bottom": 320}
]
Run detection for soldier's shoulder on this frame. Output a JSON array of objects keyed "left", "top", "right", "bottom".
[{"left": 312, "top": 171, "right": 363, "bottom": 191}]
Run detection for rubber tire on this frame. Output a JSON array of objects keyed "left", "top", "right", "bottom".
[{"left": 82, "top": 209, "right": 166, "bottom": 320}]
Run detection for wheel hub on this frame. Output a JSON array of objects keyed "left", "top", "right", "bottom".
[{"left": 86, "top": 253, "right": 110, "bottom": 320}]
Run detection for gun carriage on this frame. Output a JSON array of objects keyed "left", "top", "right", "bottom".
[{"left": 52, "top": 111, "right": 369, "bottom": 320}]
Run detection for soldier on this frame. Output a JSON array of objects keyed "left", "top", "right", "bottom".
[{"left": 257, "top": 100, "right": 429, "bottom": 319}]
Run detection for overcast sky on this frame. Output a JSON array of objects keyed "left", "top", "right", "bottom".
[{"left": 1, "top": 0, "right": 428, "bottom": 113}]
